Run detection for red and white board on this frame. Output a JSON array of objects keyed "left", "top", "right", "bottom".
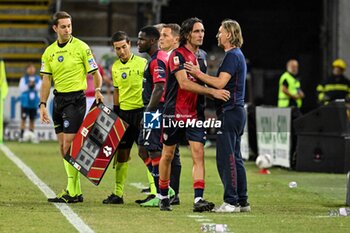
[{"left": 65, "top": 102, "right": 128, "bottom": 185}]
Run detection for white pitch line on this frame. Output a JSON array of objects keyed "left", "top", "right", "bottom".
[
  {"left": 129, "top": 182, "right": 148, "bottom": 190},
  {"left": 0, "top": 144, "right": 94, "bottom": 233},
  {"left": 195, "top": 219, "right": 213, "bottom": 222}
]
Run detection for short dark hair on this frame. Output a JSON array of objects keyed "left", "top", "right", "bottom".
[
  {"left": 139, "top": 26, "right": 160, "bottom": 40},
  {"left": 180, "top": 17, "right": 202, "bottom": 45},
  {"left": 111, "top": 31, "right": 130, "bottom": 44},
  {"left": 52, "top": 11, "right": 71, "bottom": 26}
]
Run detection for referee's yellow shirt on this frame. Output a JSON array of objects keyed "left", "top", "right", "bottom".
[
  {"left": 40, "top": 37, "right": 98, "bottom": 93},
  {"left": 112, "top": 54, "right": 147, "bottom": 110}
]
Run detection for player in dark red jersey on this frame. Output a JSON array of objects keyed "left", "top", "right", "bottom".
[
  {"left": 136, "top": 25, "right": 175, "bottom": 207},
  {"left": 158, "top": 17, "right": 230, "bottom": 212},
  {"left": 185, "top": 19, "right": 250, "bottom": 213}
]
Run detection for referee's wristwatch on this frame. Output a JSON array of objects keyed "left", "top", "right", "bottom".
[{"left": 38, "top": 102, "right": 46, "bottom": 108}]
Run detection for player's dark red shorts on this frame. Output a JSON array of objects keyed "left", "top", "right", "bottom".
[{"left": 162, "top": 121, "right": 206, "bottom": 146}]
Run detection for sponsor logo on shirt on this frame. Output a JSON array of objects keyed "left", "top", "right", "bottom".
[{"left": 88, "top": 58, "right": 98, "bottom": 69}]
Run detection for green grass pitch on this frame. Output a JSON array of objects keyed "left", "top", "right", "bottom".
[{"left": 1, "top": 141, "right": 350, "bottom": 233}]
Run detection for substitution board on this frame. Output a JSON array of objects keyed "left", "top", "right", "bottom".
[{"left": 64, "top": 102, "right": 128, "bottom": 185}]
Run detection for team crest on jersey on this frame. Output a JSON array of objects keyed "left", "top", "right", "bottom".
[
  {"left": 121, "top": 72, "right": 127, "bottom": 79},
  {"left": 64, "top": 120, "right": 70, "bottom": 128},
  {"left": 173, "top": 56, "right": 180, "bottom": 65},
  {"left": 58, "top": 56, "right": 64, "bottom": 62},
  {"left": 163, "top": 133, "right": 168, "bottom": 141}
]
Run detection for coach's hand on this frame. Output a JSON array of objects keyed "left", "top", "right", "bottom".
[
  {"left": 211, "top": 89, "right": 230, "bottom": 102},
  {"left": 184, "top": 61, "right": 201, "bottom": 78},
  {"left": 95, "top": 88, "right": 104, "bottom": 104}
]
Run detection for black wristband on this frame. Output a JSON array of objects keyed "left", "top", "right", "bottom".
[{"left": 38, "top": 102, "right": 46, "bottom": 108}]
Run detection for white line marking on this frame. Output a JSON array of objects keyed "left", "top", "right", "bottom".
[
  {"left": 195, "top": 219, "right": 213, "bottom": 222},
  {"left": 187, "top": 215, "right": 206, "bottom": 218},
  {"left": 0, "top": 144, "right": 94, "bottom": 233},
  {"left": 314, "top": 216, "right": 335, "bottom": 218},
  {"left": 129, "top": 182, "right": 148, "bottom": 190}
]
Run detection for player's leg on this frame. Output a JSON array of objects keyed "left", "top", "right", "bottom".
[
  {"left": 187, "top": 128, "right": 215, "bottom": 212},
  {"left": 102, "top": 149, "right": 129, "bottom": 204},
  {"left": 19, "top": 107, "right": 27, "bottom": 142},
  {"left": 29, "top": 109, "right": 38, "bottom": 143},
  {"left": 29, "top": 110, "right": 35, "bottom": 132},
  {"left": 47, "top": 94, "right": 81, "bottom": 203},
  {"left": 103, "top": 139, "right": 131, "bottom": 204},
  {"left": 140, "top": 150, "right": 162, "bottom": 207},
  {"left": 158, "top": 143, "right": 176, "bottom": 211},
  {"left": 135, "top": 109, "right": 159, "bottom": 203},
  {"left": 63, "top": 133, "right": 79, "bottom": 195},
  {"left": 138, "top": 135, "right": 157, "bottom": 197},
  {"left": 63, "top": 93, "right": 86, "bottom": 200},
  {"left": 188, "top": 140, "right": 205, "bottom": 200},
  {"left": 108, "top": 149, "right": 130, "bottom": 204},
  {"left": 135, "top": 145, "right": 157, "bottom": 204},
  {"left": 170, "top": 145, "right": 181, "bottom": 204},
  {"left": 103, "top": 108, "right": 142, "bottom": 204},
  {"left": 47, "top": 132, "right": 79, "bottom": 203},
  {"left": 140, "top": 121, "right": 172, "bottom": 207}
]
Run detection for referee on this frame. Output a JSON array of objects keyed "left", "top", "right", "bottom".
[{"left": 40, "top": 11, "right": 104, "bottom": 203}]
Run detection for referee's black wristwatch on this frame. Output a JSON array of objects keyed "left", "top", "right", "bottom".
[{"left": 38, "top": 102, "right": 46, "bottom": 108}]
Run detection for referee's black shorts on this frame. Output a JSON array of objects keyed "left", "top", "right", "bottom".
[
  {"left": 117, "top": 107, "right": 143, "bottom": 149},
  {"left": 52, "top": 90, "right": 86, "bottom": 134}
]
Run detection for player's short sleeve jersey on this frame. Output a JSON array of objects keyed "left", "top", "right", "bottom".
[
  {"left": 40, "top": 37, "right": 98, "bottom": 92},
  {"left": 216, "top": 48, "right": 246, "bottom": 113},
  {"left": 164, "top": 45, "right": 203, "bottom": 121},
  {"left": 111, "top": 54, "right": 147, "bottom": 110},
  {"left": 142, "top": 50, "right": 168, "bottom": 106}
]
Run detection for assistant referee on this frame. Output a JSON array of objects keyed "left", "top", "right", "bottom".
[{"left": 40, "top": 11, "right": 104, "bottom": 203}]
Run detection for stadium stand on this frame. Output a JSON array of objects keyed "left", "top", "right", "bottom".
[{"left": 0, "top": 0, "right": 51, "bottom": 82}]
